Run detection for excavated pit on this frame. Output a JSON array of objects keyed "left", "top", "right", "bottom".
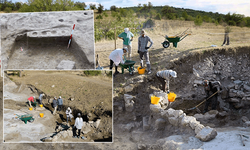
[
  {"left": 7, "top": 34, "right": 89, "bottom": 69},
  {"left": 1, "top": 11, "right": 95, "bottom": 71},
  {"left": 114, "top": 46, "right": 250, "bottom": 140}
]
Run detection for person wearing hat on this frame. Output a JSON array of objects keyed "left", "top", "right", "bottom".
[
  {"left": 73, "top": 113, "right": 83, "bottom": 138},
  {"left": 52, "top": 97, "right": 58, "bottom": 115},
  {"left": 57, "top": 96, "right": 63, "bottom": 111},
  {"left": 39, "top": 93, "right": 45, "bottom": 105},
  {"left": 138, "top": 29, "right": 153, "bottom": 74},
  {"left": 109, "top": 47, "right": 127, "bottom": 76},
  {"left": 66, "top": 107, "right": 73, "bottom": 123},
  {"left": 118, "top": 28, "right": 134, "bottom": 60},
  {"left": 156, "top": 70, "right": 177, "bottom": 93},
  {"left": 202, "top": 80, "right": 222, "bottom": 113},
  {"left": 27, "top": 96, "right": 36, "bottom": 107}
]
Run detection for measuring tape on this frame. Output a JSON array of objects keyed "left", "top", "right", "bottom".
[{"left": 67, "top": 24, "right": 75, "bottom": 49}]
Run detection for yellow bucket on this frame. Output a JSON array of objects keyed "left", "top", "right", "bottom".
[
  {"left": 29, "top": 107, "right": 33, "bottom": 111},
  {"left": 168, "top": 92, "right": 176, "bottom": 102},
  {"left": 40, "top": 104, "right": 43, "bottom": 107},
  {"left": 138, "top": 67, "right": 145, "bottom": 74},
  {"left": 40, "top": 113, "right": 44, "bottom": 118},
  {"left": 151, "top": 96, "right": 160, "bottom": 105}
]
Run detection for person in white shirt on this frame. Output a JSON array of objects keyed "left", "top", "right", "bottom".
[
  {"left": 109, "top": 47, "right": 128, "bottom": 75},
  {"left": 65, "top": 107, "right": 73, "bottom": 123},
  {"left": 73, "top": 113, "right": 83, "bottom": 138},
  {"left": 156, "top": 70, "right": 177, "bottom": 93}
]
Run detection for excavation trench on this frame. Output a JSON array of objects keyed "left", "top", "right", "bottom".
[
  {"left": 7, "top": 34, "right": 90, "bottom": 69},
  {"left": 27, "top": 84, "right": 112, "bottom": 142},
  {"left": 114, "top": 46, "right": 250, "bottom": 141}
]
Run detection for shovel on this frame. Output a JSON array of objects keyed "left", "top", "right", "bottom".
[{"left": 187, "top": 90, "right": 219, "bottom": 113}]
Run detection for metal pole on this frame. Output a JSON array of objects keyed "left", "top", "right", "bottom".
[{"left": 114, "top": 26, "right": 116, "bottom": 49}]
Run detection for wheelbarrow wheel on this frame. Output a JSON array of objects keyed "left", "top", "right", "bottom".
[
  {"left": 162, "top": 41, "right": 170, "bottom": 48},
  {"left": 28, "top": 118, "right": 35, "bottom": 123}
]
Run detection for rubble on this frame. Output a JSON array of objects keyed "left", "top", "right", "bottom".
[{"left": 195, "top": 126, "right": 217, "bottom": 142}]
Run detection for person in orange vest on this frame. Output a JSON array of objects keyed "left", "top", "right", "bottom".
[{"left": 27, "top": 96, "right": 35, "bottom": 107}]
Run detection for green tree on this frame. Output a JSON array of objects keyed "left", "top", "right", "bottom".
[
  {"left": 194, "top": 15, "right": 203, "bottom": 26},
  {"left": 155, "top": 13, "right": 161, "bottom": 20},
  {"left": 161, "top": 5, "right": 176, "bottom": 19},
  {"left": 97, "top": 3, "right": 103, "bottom": 13},
  {"left": 74, "top": 2, "right": 86, "bottom": 10},
  {"left": 89, "top": 3, "right": 96, "bottom": 10},
  {"left": 110, "top": 5, "right": 117, "bottom": 11},
  {"left": 14, "top": 2, "right": 22, "bottom": 11},
  {"left": 182, "top": 11, "right": 188, "bottom": 20},
  {"left": 4, "top": 6, "right": 12, "bottom": 13}
]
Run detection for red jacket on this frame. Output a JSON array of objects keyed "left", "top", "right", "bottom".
[{"left": 28, "top": 96, "right": 34, "bottom": 102}]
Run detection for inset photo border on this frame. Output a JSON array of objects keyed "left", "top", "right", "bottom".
[{"left": 3, "top": 70, "right": 112, "bottom": 143}]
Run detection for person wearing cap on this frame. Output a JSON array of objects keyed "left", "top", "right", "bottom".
[
  {"left": 73, "top": 113, "right": 83, "bottom": 138},
  {"left": 39, "top": 93, "right": 45, "bottom": 105},
  {"left": 202, "top": 80, "right": 222, "bottom": 113},
  {"left": 52, "top": 97, "right": 58, "bottom": 115},
  {"left": 57, "top": 96, "right": 63, "bottom": 111},
  {"left": 109, "top": 48, "right": 127, "bottom": 76},
  {"left": 118, "top": 28, "right": 134, "bottom": 60},
  {"left": 156, "top": 70, "right": 177, "bottom": 93},
  {"left": 27, "top": 96, "right": 36, "bottom": 107},
  {"left": 138, "top": 29, "right": 153, "bottom": 74},
  {"left": 66, "top": 107, "right": 73, "bottom": 123}
]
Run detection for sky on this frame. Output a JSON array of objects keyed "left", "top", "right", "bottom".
[{"left": 13, "top": 0, "right": 250, "bottom": 17}]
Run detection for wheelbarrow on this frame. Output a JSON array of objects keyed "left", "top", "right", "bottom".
[
  {"left": 162, "top": 28, "right": 191, "bottom": 48},
  {"left": 15, "top": 114, "right": 34, "bottom": 124},
  {"left": 119, "top": 56, "right": 136, "bottom": 75}
]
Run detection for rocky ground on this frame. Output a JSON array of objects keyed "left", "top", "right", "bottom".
[{"left": 3, "top": 71, "right": 112, "bottom": 143}]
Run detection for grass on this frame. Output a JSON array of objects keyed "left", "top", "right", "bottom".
[{"left": 83, "top": 70, "right": 102, "bottom": 76}]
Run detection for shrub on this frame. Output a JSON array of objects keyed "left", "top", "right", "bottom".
[
  {"left": 83, "top": 70, "right": 102, "bottom": 76},
  {"left": 4, "top": 7, "right": 12, "bottom": 13},
  {"left": 194, "top": 15, "right": 203, "bottom": 26},
  {"left": 155, "top": 13, "right": 161, "bottom": 20}
]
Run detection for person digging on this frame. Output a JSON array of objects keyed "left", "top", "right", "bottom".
[
  {"left": 109, "top": 47, "right": 128, "bottom": 76},
  {"left": 202, "top": 80, "right": 222, "bottom": 113},
  {"left": 27, "top": 96, "right": 36, "bottom": 108},
  {"left": 39, "top": 93, "right": 45, "bottom": 105},
  {"left": 156, "top": 70, "right": 177, "bottom": 93}
]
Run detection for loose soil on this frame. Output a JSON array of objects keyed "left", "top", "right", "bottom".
[{"left": 3, "top": 71, "right": 112, "bottom": 142}]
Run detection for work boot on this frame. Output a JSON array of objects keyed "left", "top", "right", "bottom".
[{"left": 147, "top": 64, "right": 151, "bottom": 74}]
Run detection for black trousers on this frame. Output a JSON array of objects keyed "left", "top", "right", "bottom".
[
  {"left": 156, "top": 74, "right": 166, "bottom": 92},
  {"left": 204, "top": 94, "right": 218, "bottom": 112},
  {"left": 58, "top": 105, "right": 62, "bottom": 111},
  {"left": 110, "top": 59, "right": 118, "bottom": 72}
]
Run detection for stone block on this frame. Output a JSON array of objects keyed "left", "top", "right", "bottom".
[
  {"left": 195, "top": 124, "right": 204, "bottom": 134},
  {"left": 229, "top": 98, "right": 240, "bottom": 103},
  {"left": 124, "top": 84, "right": 134, "bottom": 93},
  {"left": 155, "top": 118, "right": 166, "bottom": 130},
  {"left": 168, "top": 117, "right": 179, "bottom": 126},
  {"left": 195, "top": 126, "right": 217, "bottom": 142},
  {"left": 150, "top": 104, "right": 162, "bottom": 113},
  {"left": 181, "top": 116, "right": 196, "bottom": 126}
]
